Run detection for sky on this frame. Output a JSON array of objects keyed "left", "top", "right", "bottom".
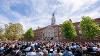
[{"left": 0, "top": 0, "right": 100, "bottom": 31}]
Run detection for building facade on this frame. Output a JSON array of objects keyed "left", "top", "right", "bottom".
[
  {"left": 34, "top": 13, "right": 63, "bottom": 41},
  {"left": 34, "top": 14, "right": 100, "bottom": 41}
]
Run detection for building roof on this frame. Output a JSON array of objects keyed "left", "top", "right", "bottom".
[
  {"left": 95, "top": 18, "right": 100, "bottom": 22},
  {"left": 33, "top": 18, "right": 100, "bottom": 31}
]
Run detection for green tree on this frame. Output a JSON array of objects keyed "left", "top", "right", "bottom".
[
  {"left": 80, "top": 16, "right": 100, "bottom": 39},
  {"left": 0, "top": 27, "right": 6, "bottom": 40},
  {"left": 61, "top": 20, "right": 77, "bottom": 40},
  {"left": 24, "top": 28, "right": 34, "bottom": 41},
  {"left": 5, "top": 23, "right": 23, "bottom": 40}
]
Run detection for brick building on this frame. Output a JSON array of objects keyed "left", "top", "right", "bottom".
[
  {"left": 34, "top": 14, "right": 100, "bottom": 41},
  {"left": 34, "top": 13, "right": 63, "bottom": 41},
  {"left": 73, "top": 18, "right": 100, "bottom": 42},
  {"left": 74, "top": 18, "right": 100, "bottom": 36}
]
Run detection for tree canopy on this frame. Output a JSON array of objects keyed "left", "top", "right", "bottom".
[
  {"left": 24, "top": 28, "right": 34, "bottom": 41},
  {"left": 61, "top": 20, "right": 77, "bottom": 40},
  {"left": 5, "top": 23, "right": 23, "bottom": 40},
  {"left": 80, "top": 16, "right": 100, "bottom": 39},
  {"left": 0, "top": 27, "right": 6, "bottom": 40}
]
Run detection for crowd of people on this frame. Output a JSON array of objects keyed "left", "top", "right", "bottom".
[{"left": 0, "top": 40, "right": 100, "bottom": 56}]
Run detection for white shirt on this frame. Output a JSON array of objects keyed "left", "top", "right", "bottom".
[
  {"left": 97, "top": 48, "right": 100, "bottom": 51},
  {"left": 0, "top": 47, "right": 4, "bottom": 50},
  {"left": 39, "top": 52, "right": 44, "bottom": 56},
  {"left": 31, "top": 44, "right": 35, "bottom": 48},
  {"left": 82, "top": 47, "right": 87, "bottom": 51},
  {"left": 25, "top": 47, "right": 31, "bottom": 51},
  {"left": 93, "top": 47, "right": 97, "bottom": 51},
  {"left": 26, "top": 52, "right": 36, "bottom": 56},
  {"left": 59, "top": 52, "right": 63, "bottom": 56}
]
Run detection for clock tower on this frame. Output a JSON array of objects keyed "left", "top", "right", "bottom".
[{"left": 51, "top": 13, "right": 56, "bottom": 25}]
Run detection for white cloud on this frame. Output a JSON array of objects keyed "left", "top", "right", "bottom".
[
  {"left": 0, "top": 15, "right": 10, "bottom": 24},
  {"left": 0, "top": 15, "right": 10, "bottom": 28},
  {"left": 0, "top": 0, "right": 100, "bottom": 31},
  {"left": 55, "top": 0, "right": 99, "bottom": 22},
  {"left": 58, "top": 0, "right": 97, "bottom": 12},
  {"left": 80, "top": 8, "right": 100, "bottom": 18}
]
